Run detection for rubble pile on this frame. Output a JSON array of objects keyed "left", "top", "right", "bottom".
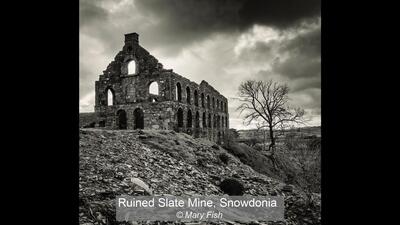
[{"left": 79, "top": 129, "right": 321, "bottom": 225}]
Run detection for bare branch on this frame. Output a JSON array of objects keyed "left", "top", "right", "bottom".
[{"left": 236, "top": 79, "right": 307, "bottom": 153}]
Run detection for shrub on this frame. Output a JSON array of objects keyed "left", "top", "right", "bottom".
[
  {"left": 284, "top": 133, "right": 297, "bottom": 150},
  {"left": 243, "top": 138, "right": 258, "bottom": 147},
  {"left": 219, "top": 178, "right": 245, "bottom": 195},
  {"left": 226, "top": 144, "right": 246, "bottom": 159},
  {"left": 219, "top": 153, "right": 230, "bottom": 164},
  {"left": 307, "top": 137, "right": 321, "bottom": 151},
  {"left": 253, "top": 143, "right": 264, "bottom": 151},
  {"left": 281, "top": 135, "right": 321, "bottom": 192}
]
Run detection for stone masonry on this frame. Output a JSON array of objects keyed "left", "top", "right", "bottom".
[{"left": 94, "top": 33, "right": 229, "bottom": 144}]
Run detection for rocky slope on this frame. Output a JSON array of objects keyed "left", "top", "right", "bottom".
[{"left": 79, "top": 129, "right": 321, "bottom": 225}]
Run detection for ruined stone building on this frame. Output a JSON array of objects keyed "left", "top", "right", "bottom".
[{"left": 94, "top": 33, "right": 229, "bottom": 143}]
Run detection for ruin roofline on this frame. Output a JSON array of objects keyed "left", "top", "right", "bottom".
[{"left": 121, "top": 33, "right": 225, "bottom": 99}]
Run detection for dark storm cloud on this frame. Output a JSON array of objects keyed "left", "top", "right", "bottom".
[
  {"left": 237, "top": 40, "right": 278, "bottom": 62},
  {"left": 273, "top": 54, "right": 320, "bottom": 79},
  {"left": 79, "top": 0, "right": 109, "bottom": 26},
  {"left": 272, "top": 26, "right": 321, "bottom": 90},
  {"left": 238, "top": 0, "right": 321, "bottom": 29},
  {"left": 136, "top": 0, "right": 321, "bottom": 30},
  {"left": 280, "top": 25, "right": 321, "bottom": 57},
  {"left": 135, "top": 0, "right": 320, "bottom": 50},
  {"left": 235, "top": 24, "right": 320, "bottom": 122},
  {"left": 134, "top": 0, "right": 320, "bottom": 50},
  {"left": 277, "top": 27, "right": 321, "bottom": 112},
  {"left": 239, "top": 25, "right": 321, "bottom": 92},
  {"left": 79, "top": 0, "right": 320, "bottom": 54},
  {"left": 290, "top": 77, "right": 321, "bottom": 92}
]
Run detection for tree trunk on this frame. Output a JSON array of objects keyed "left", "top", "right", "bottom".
[
  {"left": 268, "top": 126, "right": 276, "bottom": 155},
  {"left": 263, "top": 129, "right": 266, "bottom": 151}
]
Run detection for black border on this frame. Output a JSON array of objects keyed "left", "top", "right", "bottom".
[{"left": 6, "top": 1, "right": 80, "bottom": 224}]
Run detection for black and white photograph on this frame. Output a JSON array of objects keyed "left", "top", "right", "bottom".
[{"left": 79, "top": 0, "right": 321, "bottom": 224}]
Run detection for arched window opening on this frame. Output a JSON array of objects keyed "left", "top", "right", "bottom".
[
  {"left": 128, "top": 60, "right": 136, "bottom": 75},
  {"left": 207, "top": 95, "right": 210, "bottom": 109},
  {"left": 98, "top": 120, "right": 105, "bottom": 127},
  {"left": 212, "top": 97, "right": 215, "bottom": 109},
  {"left": 117, "top": 110, "right": 127, "bottom": 129},
  {"left": 221, "top": 116, "right": 224, "bottom": 128},
  {"left": 217, "top": 100, "right": 220, "bottom": 111},
  {"left": 186, "top": 87, "right": 191, "bottom": 104},
  {"left": 133, "top": 108, "right": 144, "bottom": 129},
  {"left": 106, "top": 88, "right": 114, "bottom": 106},
  {"left": 149, "top": 81, "right": 159, "bottom": 95},
  {"left": 201, "top": 93, "right": 205, "bottom": 108},
  {"left": 176, "top": 83, "right": 182, "bottom": 102},
  {"left": 226, "top": 117, "right": 228, "bottom": 128},
  {"left": 177, "top": 108, "right": 184, "bottom": 128},
  {"left": 214, "top": 114, "right": 218, "bottom": 128},
  {"left": 194, "top": 90, "right": 199, "bottom": 107},
  {"left": 195, "top": 111, "right": 200, "bottom": 128},
  {"left": 202, "top": 112, "right": 206, "bottom": 128},
  {"left": 208, "top": 113, "right": 212, "bottom": 128},
  {"left": 187, "top": 110, "right": 192, "bottom": 128}
]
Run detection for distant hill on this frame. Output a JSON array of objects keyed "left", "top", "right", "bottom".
[
  {"left": 79, "top": 112, "right": 96, "bottom": 128},
  {"left": 237, "top": 126, "right": 321, "bottom": 140}
]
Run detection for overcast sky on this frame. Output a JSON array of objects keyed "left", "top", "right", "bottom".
[{"left": 80, "top": 0, "right": 321, "bottom": 130}]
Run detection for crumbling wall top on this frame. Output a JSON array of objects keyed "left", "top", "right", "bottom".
[{"left": 124, "top": 32, "right": 139, "bottom": 46}]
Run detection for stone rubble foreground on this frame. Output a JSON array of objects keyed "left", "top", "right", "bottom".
[{"left": 79, "top": 129, "right": 321, "bottom": 225}]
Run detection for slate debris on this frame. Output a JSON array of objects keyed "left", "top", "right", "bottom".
[
  {"left": 79, "top": 129, "right": 321, "bottom": 225},
  {"left": 281, "top": 185, "right": 294, "bottom": 193},
  {"left": 218, "top": 153, "right": 230, "bottom": 164}
]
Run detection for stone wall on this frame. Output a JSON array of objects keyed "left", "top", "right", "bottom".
[{"left": 94, "top": 33, "right": 229, "bottom": 143}]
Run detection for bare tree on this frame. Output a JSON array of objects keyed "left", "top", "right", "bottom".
[{"left": 237, "top": 79, "right": 306, "bottom": 155}]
